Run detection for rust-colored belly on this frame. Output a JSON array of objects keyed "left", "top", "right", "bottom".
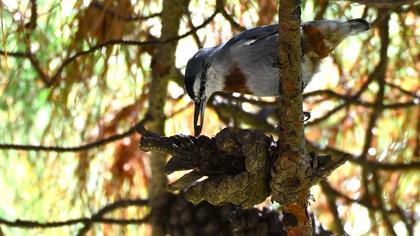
[{"left": 223, "top": 64, "right": 253, "bottom": 94}]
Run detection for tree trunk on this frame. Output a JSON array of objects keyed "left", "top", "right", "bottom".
[
  {"left": 147, "top": 1, "right": 190, "bottom": 235},
  {"left": 271, "top": 0, "right": 313, "bottom": 235}
]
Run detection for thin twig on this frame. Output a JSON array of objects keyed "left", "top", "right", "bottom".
[
  {"left": 76, "top": 198, "right": 149, "bottom": 235},
  {"left": 308, "top": 141, "right": 420, "bottom": 171},
  {"left": 216, "top": 0, "right": 246, "bottom": 31},
  {"left": 0, "top": 198, "right": 149, "bottom": 228},
  {"left": 0, "top": 9, "right": 219, "bottom": 87},
  {"left": 321, "top": 181, "right": 405, "bottom": 215},
  {"left": 90, "top": 1, "right": 161, "bottom": 22},
  {"left": 304, "top": 89, "right": 417, "bottom": 109},
  {"left": 343, "top": 0, "right": 419, "bottom": 8},
  {"left": 0, "top": 119, "right": 149, "bottom": 152},
  {"left": 320, "top": 181, "right": 345, "bottom": 235},
  {"left": 24, "top": 0, "right": 37, "bottom": 29}
]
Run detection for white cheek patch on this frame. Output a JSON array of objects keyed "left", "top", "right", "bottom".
[
  {"left": 205, "top": 66, "right": 224, "bottom": 97},
  {"left": 191, "top": 66, "right": 224, "bottom": 100},
  {"left": 193, "top": 77, "right": 201, "bottom": 100}
]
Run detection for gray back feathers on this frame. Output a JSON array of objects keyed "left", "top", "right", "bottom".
[{"left": 213, "top": 25, "right": 281, "bottom": 96}]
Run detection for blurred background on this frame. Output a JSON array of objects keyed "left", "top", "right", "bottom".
[{"left": 0, "top": 0, "right": 418, "bottom": 235}]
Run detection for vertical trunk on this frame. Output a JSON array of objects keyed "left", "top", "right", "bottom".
[
  {"left": 147, "top": 0, "right": 190, "bottom": 235},
  {"left": 272, "top": 0, "right": 312, "bottom": 235}
]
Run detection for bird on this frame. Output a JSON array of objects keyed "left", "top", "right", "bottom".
[{"left": 184, "top": 18, "right": 370, "bottom": 136}]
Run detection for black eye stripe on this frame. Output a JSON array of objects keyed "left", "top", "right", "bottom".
[{"left": 198, "top": 62, "right": 210, "bottom": 98}]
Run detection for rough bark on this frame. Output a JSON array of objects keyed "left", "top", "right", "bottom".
[
  {"left": 147, "top": 1, "right": 190, "bottom": 235},
  {"left": 271, "top": 0, "right": 313, "bottom": 235}
]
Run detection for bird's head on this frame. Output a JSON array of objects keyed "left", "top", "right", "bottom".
[
  {"left": 184, "top": 47, "right": 219, "bottom": 136},
  {"left": 302, "top": 18, "right": 370, "bottom": 58}
]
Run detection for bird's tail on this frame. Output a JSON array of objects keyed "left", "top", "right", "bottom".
[
  {"left": 342, "top": 18, "right": 371, "bottom": 36},
  {"left": 302, "top": 18, "right": 370, "bottom": 39},
  {"left": 301, "top": 18, "right": 370, "bottom": 57}
]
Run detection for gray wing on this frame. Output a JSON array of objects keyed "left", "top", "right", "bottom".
[
  {"left": 224, "top": 24, "right": 278, "bottom": 47},
  {"left": 219, "top": 25, "right": 280, "bottom": 96}
]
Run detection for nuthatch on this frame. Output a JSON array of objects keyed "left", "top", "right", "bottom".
[{"left": 185, "top": 19, "right": 370, "bottom": 136}]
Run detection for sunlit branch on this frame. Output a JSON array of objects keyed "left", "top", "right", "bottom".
[
  {"left": 216, "top": 0, "right": 246, "bottom": 31},
  {"left": 357, "top": 12, "right": 396, "bottom": 235},
  {"left": 309, "top": 142, "right": 420, "bottom": 171},
  {"left": 0, "top": 9, "right": 219, "bottom": 87},
  {"left": 185, "top": 11, "right": 204, "bottom": 49},
  {"left": 319, "top": 181, "right": 346, "bottom": 235},
  {"left": 306, "top": 103, "right": 347, "bottom": 127},
  {"left": 51, "top": 9, "right": 218, "bottom": 86},
  {"left": 76, "top": 198, "right": 149, "bottom": 235},
  {"left": 363, "top": 15, "right": 397, "bottom": 235},
  {"left": 304, "top": 74, "right": 415, "bottom": 127},
  {"left": 0, "top": 119, "right": 149, "bottom": 152},
  {"left": 394, "top": 205, "right": 416, "bottom": 235},
  {"left": 0, "top": 198, "right": 149, "bottom": 228},
  {"left": 0, "top": 50, "right": 30, "bottom": 58},
  {"left": 0, "top": 216, "right": 150, "bottom": 228},
  {"left": 90, "top": 1, "right": 161, "bottom": 22},
  {"left": 350, "top": 158, "right": 420, "bottom": 171},
  {"left": 371, "top": 170, "right": 397, "bottom": 236},
  {"left": 304, "top": 89, "right": 418, "bottom": 108},
  {"left": 26, "top": 49, "right": 50, "bottom": 86},
  {"left": 386, "top": 82, "right": 420, "bottom": 99},
  {"left": 321, "top": 181, "right": 406, "bottom": 215},
  {"left": 314, "top": 0, "right": 329, "bottom": 20},
  {"left": 322, "top": 179, "right": 416, "bottom": 234},
  {"left": 25, "top": 0, "right": 37, "bottom": 29},
  {"left": 344, "top": 0, "right": 420, "bottom": 8}
]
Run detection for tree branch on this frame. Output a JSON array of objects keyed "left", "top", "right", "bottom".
[
  {"left": 0, "top": 198, "right": 149, "bottom": 229},
  {"left": 0, "top": 119, "right": 149, "bottom": 152},
  {"left": 216, "top": 0, "right": 246, "bottom": 31},
  {"left": 89, "top": 1, "right": 161, "bottom": 22},
  {"left": 344, "top": 0, "right": 420, "bottom": 8},
  {"left": 24, "top": 0, "right": 38, "bottom": 29},
  {"left": 0, "top": 9, "right": 219, "bottom": 87},
  {"left": 321, "top": 181, "right": 409, "bottom": 215},
  {"left": 307, "top": 141, "right": 420, "bottom": 171},
  {"left": 320, "top": 181, "right": 346, "bottom": 235}
]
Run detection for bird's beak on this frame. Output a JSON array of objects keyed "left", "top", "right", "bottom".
[{"left": 193, "top": 97, "right": 206, "bottom": 136}]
